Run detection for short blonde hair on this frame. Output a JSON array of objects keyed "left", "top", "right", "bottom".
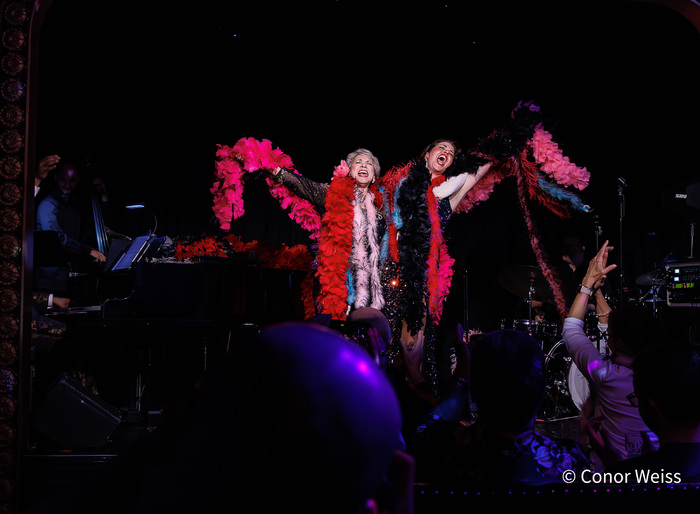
[{"left": 346, "top": 148, "right": 381, "bottom": 176}]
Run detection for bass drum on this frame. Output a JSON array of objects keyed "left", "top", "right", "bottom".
[
  {"left": 565, "top": 335, "right": 609, "bottom": 411},
  {"left": 539, "top": 340, "right": 586, "bottom": 420},
  {"left": 567, "top": 361, "right": 590, "bottom": 412}
]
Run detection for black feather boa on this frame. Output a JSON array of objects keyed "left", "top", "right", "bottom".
[
  {"left": 396, "top": 161, "right": 432, "bottom": 335},
  {"left": 476, "top": 102, "right": 545, "bottom": 160},
  {"left": 444, "top": 151, "right": 489, "bottom": 178}
]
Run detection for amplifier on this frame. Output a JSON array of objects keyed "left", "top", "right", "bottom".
[
  {"left": 32, "top": 373, "right": 122, "bottom": 448},
  {"left": 666, "top": 262, "right": 700, "bottom": 307}
]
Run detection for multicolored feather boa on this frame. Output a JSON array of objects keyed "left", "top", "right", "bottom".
[
  {"left": 453, "top": 103, "right": 591, "bottom": 321},
  {"left": 455, "top": 105, "right": 591, "bottom": 215},
  {"left": 516, "top": 152, "right": 569, "bottom": 321}
]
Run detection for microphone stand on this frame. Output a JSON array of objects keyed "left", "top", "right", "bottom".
[
  {"left": 618, "top": 178, "right": 626, "bottom": 305},
  {"left": 592, "top": 214, "right": 604, "bottom": 351},
  {"left": 593, "top": 214, "right": 602, "bottom": 252},
  {"left": 690, "top": 221, "right": 696, "bottom": 260},
  {"left": 462, "top": 268, "right": 469, "bottom": 336}
]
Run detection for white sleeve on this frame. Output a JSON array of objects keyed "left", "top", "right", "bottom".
[{"left": 562, "top": 317, "right": 608, "bottom": 384}]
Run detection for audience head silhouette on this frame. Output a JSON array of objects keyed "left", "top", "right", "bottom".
[
  {"left": 470, "top": 329, "right": 546, "bottom": 433},
  {"left": 165, "top": 322, "right": 403, "bottom": 513},
  {"left": 633, "top": 343, "right": 700, "bottom": 443}
]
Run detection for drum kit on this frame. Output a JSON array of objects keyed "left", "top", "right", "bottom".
[
  {"left": 496, "top": 263, "right": 562, "bottom": 353},
  {"left": 487, "top": 180, "right": 700, "bottom": 420},
  {"left": 496, "top": 255, "right": 700, "bottom": 419},
  {"left": 497, "top": 263, "right": 612, "bottom": 420}
]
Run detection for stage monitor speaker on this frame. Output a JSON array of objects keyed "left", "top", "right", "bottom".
[
  {"left": 687, "top": 180, "right": 700, "bottom": 210},
  {"left": 32, "top": 373, "right": 123, "bottom": 448},
  {"left": 662, "top": 179, "right": 700, "bottom": 219}
]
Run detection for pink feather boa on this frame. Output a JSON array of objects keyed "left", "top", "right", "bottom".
[
  {"left": 212, "top": 138, "right": 322, "bottom": 238},
  {"left": 426, "top": 176, "right": 455, "bottom": 325},
  {"left": 529, "top": 125, "right": 590, "bottom": 190}
]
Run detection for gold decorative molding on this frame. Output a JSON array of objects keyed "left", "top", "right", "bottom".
[{"left": 0, "top": 1, "right": 30, "bottom": 511}]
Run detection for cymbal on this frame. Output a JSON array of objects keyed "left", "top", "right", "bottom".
[
  {"left": 635, "top": 270, "right": 667, "bottom": 287},
  {"left": 498, "top": 264, "right": 554, "bottom": 302}
]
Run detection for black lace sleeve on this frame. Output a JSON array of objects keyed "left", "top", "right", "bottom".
[{"left": 276, "top": 168, "right": 330, "bottom": 216}]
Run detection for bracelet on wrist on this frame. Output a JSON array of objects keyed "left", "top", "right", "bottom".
[
  {"left": 595, "top": 310, "right": 612, "bottom": 318},
  {"left": 578, "top": 284, "right": 595, "bottom": 297},
  {"left": 273, "top": 168, "right": 286, "bottom": 183}
]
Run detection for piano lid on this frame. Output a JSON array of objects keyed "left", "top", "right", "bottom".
[{"left": 99, "top": 259, "right": 307, "bottom": 327}]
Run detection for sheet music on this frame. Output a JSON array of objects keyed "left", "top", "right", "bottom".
[{"left": 110, "top": 235, "right": 151, "bottom": 272}]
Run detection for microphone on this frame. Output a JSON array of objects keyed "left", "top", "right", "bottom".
[
  {"left": 592, "top": 213, "right": 603, "bottom": 236},
  {"left": 618, "top": 177, "right": 628, "bottom": 189}
]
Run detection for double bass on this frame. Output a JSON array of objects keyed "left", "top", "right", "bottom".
[
  {"left": 91, "top": 178, "right": 110, "bottom": 257},
  {"left": 84, "top": 153, "right": 131, "bottom": 264}
]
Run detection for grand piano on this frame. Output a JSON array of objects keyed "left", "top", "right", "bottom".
[
  {"left": 41, "top": 233, "right": 308, "bottom": 327},
  {"left": 96, "top": 235, "right": 306, "bottom": 327},
  {"left": 37, "top": 232, "right": 309, "bottom": 424}
]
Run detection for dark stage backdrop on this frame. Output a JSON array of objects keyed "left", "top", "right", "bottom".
[{"left": 34, "top": 0, "right": 700, "bottom": 331}]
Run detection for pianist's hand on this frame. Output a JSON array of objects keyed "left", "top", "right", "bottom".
[
  {"left": 53, "top": 296, "right": 70, "bottom": 309},
  {"left": 90, "top": 249, "right": 107, "bottom": 263}
]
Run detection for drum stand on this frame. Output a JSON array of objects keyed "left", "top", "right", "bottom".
[
  {"left": 618, "top": 177, "right": 627, "bottom": 304},
  {"left": 526, "top": 282, "right": 535, "bottom": 334},
  {"left": 641, "top": 280, "right": 664, "bottom": 320}
]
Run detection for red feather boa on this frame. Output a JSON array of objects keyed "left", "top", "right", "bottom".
[
  {"left": 315, "top": 176, "right": 355, "bottom": 320},
  {"left": 315, "top": 177, "right": 386, "bottom": 320}
]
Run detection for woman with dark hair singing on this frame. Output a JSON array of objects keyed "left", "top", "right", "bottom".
[{"left": 380, "top": 138, "right": 492, "bottom": 396}]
